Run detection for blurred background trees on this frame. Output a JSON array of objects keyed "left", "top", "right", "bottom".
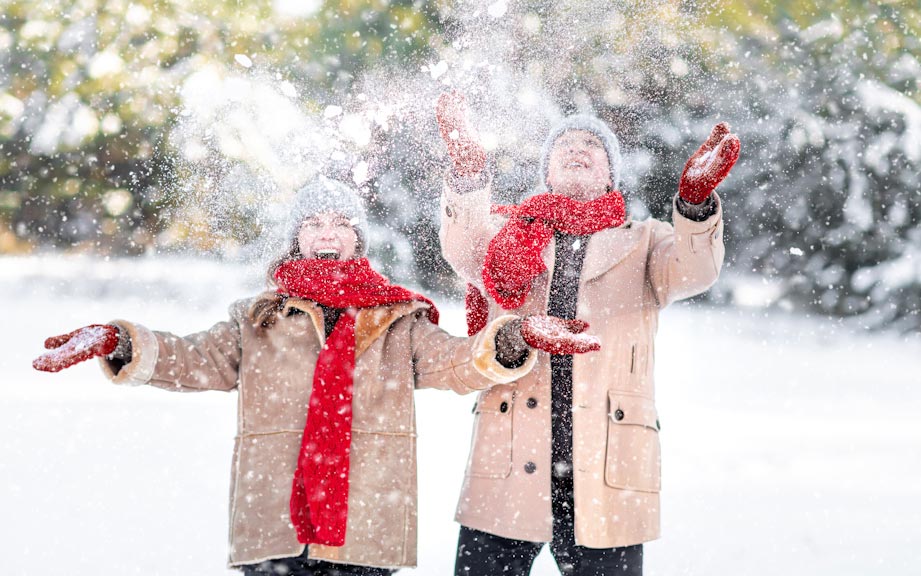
[{"left": 1, "top": 0, "right": 919, "bottom": 330}]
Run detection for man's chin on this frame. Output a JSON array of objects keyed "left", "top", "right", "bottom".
[{"left": 550, "top": 181, "right": 609, "bottom": 201}]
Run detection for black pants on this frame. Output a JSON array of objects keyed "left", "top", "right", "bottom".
[
  {"left": 454, "top": 478, "right": 643, "bottom": 576},
  {"left": 241, "top": 556, "right": 395, "bottom": 576}
]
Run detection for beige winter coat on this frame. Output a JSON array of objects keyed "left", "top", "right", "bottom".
[
  {"left": 440, "top": 180, "right": 724, "bottom": 548},
  {"left": 99, "top": 294, "right": 533, "bottom": 569}
]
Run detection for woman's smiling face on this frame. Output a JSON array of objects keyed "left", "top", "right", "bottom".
[{"left": 297, "top": 212, "right": 359, "bottom": 261}]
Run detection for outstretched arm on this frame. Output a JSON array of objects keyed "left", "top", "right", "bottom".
[
  {"left": 34, "top": 301, "right": 249, "bottom": 392},
  {"left": 648, "top": 122, "right": 739, "bottom": 306},
  {"left": 411, "top": 312, "right": 600, "bottom": 394},
  {"left": 436, "top": 92, "right": 501, "bottom": 286}
]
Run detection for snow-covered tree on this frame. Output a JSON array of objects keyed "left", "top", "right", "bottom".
[{"left": 698, "top": 7, "right": 921, "bottom": 330}]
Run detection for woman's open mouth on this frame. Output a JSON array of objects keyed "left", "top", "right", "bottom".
[{"left": 315, "top": 249, "right": 341, "bottom": 260}]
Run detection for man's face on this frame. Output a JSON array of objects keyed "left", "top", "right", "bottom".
[
  {"left": 297, "top": 212, "right": 359, "bottom": 261},
  {"left": 545, "top": 129, "right": 612, "bottom": 200}
]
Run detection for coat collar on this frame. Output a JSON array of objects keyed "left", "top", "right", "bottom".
[
  {"left": 577, "top": 220, "right": 645, "bottom": 284},
  {"left": 283, "top": 297, "right": 430, "bottom": 358}
]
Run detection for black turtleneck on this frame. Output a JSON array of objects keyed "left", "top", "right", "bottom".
[
  {"left": 547, "top": 231, "right": 589, "bottom": 483},
  {"left": 319, "top": 305, "right": 344, "bottom": 338}
]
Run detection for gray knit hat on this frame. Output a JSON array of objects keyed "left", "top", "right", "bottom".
[
  {"left": 288, "top": 176, "right": 369, "bottom": 256},
  {"left": 538, "top": 114, "right": 622, "bottom": 192}
]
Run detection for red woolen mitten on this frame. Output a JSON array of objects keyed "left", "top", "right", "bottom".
[
  {"left": 678, "top": 122, "right": 741, "bottom": 205},
  {"left": 32, "top": 324, "right": 120, "bottom": 373},
  {"left": 465, "top": 283, "right": 490, "bottom": 336},
  {"left": 520, "top": 315, "right": 601, "bottom": 355},
  {"left": 436, "top": 91, "right": 487, "bottom": 177}
]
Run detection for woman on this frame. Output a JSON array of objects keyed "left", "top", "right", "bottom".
[{"left": 33, "top": 176, "right": 599, "bottom": 576}]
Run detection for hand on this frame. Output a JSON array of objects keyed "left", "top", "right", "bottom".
[
  {"left": 520, "top": 315, "right": 601, "bottom": 355},
  {"left": 33, "top": 324, "right": 120, "bottom": 373},
  {"left": 678, "top": 122, "right": 740, "bottom": 204},
  {"left": 435, "top": 91, "right": 487, "bottom": 177}
]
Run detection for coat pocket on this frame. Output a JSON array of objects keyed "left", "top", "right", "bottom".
[
  {"left": 465, "top": 387, "right": 516, "bottom": 479},
  {"left": 604, "top": 391, "right": 661, "bottom": 493}
]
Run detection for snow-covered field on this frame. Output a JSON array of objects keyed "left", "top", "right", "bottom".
[{"left": 2, "top": 255, "right": 919, "bottom": 575}]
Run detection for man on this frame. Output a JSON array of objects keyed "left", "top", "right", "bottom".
[{"left": 436, "top": 92, "right": 740, "bottom": 576}]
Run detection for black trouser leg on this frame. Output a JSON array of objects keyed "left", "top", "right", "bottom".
[
  {"left": 550, "top": 475, "right": 643, "bottom": 576},
  {"left": 549, "top": 535, "right": 643, "bottom": 576},
  {"left": 241, "top": 556, "right": 395, "bottom": 576},
  {"left": 454, "top": 525, "right": 543, "bottom": 576}
]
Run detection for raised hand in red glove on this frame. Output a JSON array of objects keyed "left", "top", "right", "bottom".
[
  {"left": 32, "top": 324, "right": 120, "bottom": 373},
  {"left": 678, "top": 122, "right": 741, "bottom": 205},
  {"left": 436, "top": 91, "right": 487, "bottom": 177},
  {"left": 521, "top": 315, "right": 600, "bottom": 355}
]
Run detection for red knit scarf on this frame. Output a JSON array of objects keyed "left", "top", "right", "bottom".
[
  {"left": 274, "top": 258, "right": 438, "bottom": 547},
  {"left": 468, "top": 191, "right": 626, "bottom": 334}
]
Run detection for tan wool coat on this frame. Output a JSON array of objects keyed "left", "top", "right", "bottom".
[
  {"left": 440, "top": 179, "right": 725, "bottom": 548},
  {"left": 99, "top": 294, "right": 534, "bottom": 569}
]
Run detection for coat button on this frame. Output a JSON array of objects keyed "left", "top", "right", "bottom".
[
  {"left": 614, "top": 409, "right": 625, "bottom": 421},
  {"left": 524, "top": 461, "right": 536, "bottom": 474},
  {"left": 526, "top": 397, "right": 537, "bottom": 409},
  {"left": 445, "top": 205, "right": 454, "bottom": 217},
  {"left": 499, "top": 401, "right": 509, "bottom": 413}
]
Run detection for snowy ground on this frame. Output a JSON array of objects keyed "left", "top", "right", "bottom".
[{"left": 2, "top": 255, "right": 919, "bottom": 575}]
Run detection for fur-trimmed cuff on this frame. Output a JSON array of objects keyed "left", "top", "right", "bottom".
[
  {"left": 472, "top": 315, "right": 537, "bottom": 384},
  {"left": 97, "top": 320, "right": 159, "bottom": 386}
]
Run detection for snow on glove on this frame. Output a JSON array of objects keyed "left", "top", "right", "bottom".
[
  {"left": 436, "top": 91, "right": 487, "bottom": 177},
  {"left": 678, "top": 122, "right": 741, "bottom": 205},
  {"left": 32, "top": 324, "right": 120, "bottom": 372},
  {"left": 520, "top": 315, "right": 601, "bottom": 355}
]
